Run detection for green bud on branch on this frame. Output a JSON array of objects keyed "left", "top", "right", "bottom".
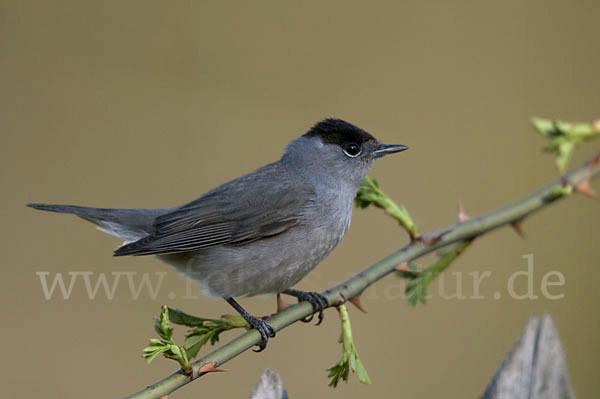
[
  {"left": 355, "top": 176, "right": 419, "bottom": 239},
  {"left": 400, "top": 240, "right": 472, "bottom": 306},
  {"left": 327, "top": 303, "right": 371, "bottom": 387},
  {"left": 143, "top": 306, "right": 191, "bottom": 374},
  {"left": 532, "top": 117, "right": 600, "bottom": 172}
]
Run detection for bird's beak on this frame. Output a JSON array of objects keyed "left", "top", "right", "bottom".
[{"left": 373, "top": 143, "right": 408, "bottom": 157}]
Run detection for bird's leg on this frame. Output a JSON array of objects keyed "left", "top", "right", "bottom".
[
  {"left": 224, "top": 297, "right": 276, "bottom": 352},
  {"left": 276, "top": 293, "right": 289, "bottom": 312},
  {"left": 281, "top": 289, "right": 328, "bottom": 325}
]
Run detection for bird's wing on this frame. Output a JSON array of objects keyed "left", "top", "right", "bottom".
[{"left": 113, "top": 163, "right": 314, "bottom": 256}]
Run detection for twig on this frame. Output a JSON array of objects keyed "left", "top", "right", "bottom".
[{"left": 126, "top": 151, "right": 600, "bottom": 398}]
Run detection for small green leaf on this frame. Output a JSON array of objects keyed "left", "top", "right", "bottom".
[
  {"left": 168, "top": 307, "right": 212, "bottom": 327},
  {"left": 164, "top": 344, "right": 190, "bottom": 373},
  {"left": 531, "top": 117, "right": 555, "bottom": 134},
  {"left": 399, "top": 240, "right": 472, "bottom": 307},
  {"left": 221, "top": 314, "right": 249, "bottom": 328},
  {"left": 328, "top": 360, "right": 350, "bottom": 388},
  {"left": 355, "top": 176, "right": 418, "bottom": 238},
  {"left": 154, "top": 305, "right": 173, "bottom": 342},
  {"left": 327, "top": 304, "right": 371, "bottom": 387},
  {"left": 544, "top": 184, "right": 573, "bottom": 203},
  {"left": 144, "top": 306, "right": 192, "bottom": 372},
  {"left": 183, "top": 331, "right": 212, "bottom": 359},
  {"left": 151, "top": 309, "right": 251, "bottom": 360},
  {"left": 170, "top": 345, "right": 181, "bottom": 358},
  {"left": 532, "top": 117, "right": 599, "bottom": 172},
  {"left": 143, "top": 346, "right": 169, "bottom": 364},
  {"left": 393, "top": 262, "right": 422, "bottom": 279}
]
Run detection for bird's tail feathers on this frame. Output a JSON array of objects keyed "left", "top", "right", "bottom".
[{"left": 27, "top": 203, "right": 168, "bottom": 243}]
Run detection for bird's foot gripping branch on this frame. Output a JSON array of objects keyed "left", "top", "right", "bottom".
[{"left": 130, "top": 117, "right": 599, "bottom": 399}]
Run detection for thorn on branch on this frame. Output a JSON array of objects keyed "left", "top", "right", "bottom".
[
  {"left": 394, "top": 262, "right": 408, "bottom": 272},
  {"left": 575, "top": 179, "right": 600, "bottom": 199},
  {"left": 585, "top": 152, "right": 600, "bottom": 170},
  {"left": 457, "top": 200, "right": 470, "bottom": 223},
  {"left": 348, "top": 295, "right": 367, "bottom": 313},
  {"left": 198, "top": 362, "right": 227, "bottom": 374},
  {"left": 420, "top": 229, "right": 451, "bottom": 246},
  {"left": 394, "top": 262, "right": 416, "bottom": 273},
  {"left": 511, "top": 219, "right": 526, "bottom": 238}
]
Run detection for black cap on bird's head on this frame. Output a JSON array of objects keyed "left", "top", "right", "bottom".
[
  {"left": 304, "top": 118, "right": 408, "bottom": 159},
  {"left": 304, "top": 119, "right": 377, "bottom": 146}
]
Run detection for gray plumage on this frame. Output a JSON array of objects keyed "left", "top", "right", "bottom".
[
  {"left": 26, "top": 204, "right": 168, "bottom": 243},
  {"left": 28, "top": 118, "right": 407, "bottom": 298},
  {"left": 250, "top": 369, "right": 288, "bottom": 399}
]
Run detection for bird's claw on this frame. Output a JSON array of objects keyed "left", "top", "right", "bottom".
[
  {"left": 248, "top": 317, "right": 276, "bottom": 352},
  {"left": 295, "top": 291, "right": 328, "bottom": 326}
]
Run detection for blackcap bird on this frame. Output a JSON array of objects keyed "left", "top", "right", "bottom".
[{"left": 28, "top": 118, "right": 407, "bottom": 350}]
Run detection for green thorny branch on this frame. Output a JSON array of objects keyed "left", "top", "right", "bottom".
[{"left": 129, "top": 118, "right": 600, "bottom": 398}]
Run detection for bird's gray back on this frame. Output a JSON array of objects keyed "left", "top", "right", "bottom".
[{"left": 115, "top": 162, "right": 316, "bottom": 256}]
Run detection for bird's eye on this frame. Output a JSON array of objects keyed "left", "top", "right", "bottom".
[{"left": 343, "top": 143, "right": 361, "bottom": 157}]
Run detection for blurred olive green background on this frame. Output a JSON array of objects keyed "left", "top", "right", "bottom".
[{"left": 2, "top": 1, "right": 599, "bottom": 397}]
